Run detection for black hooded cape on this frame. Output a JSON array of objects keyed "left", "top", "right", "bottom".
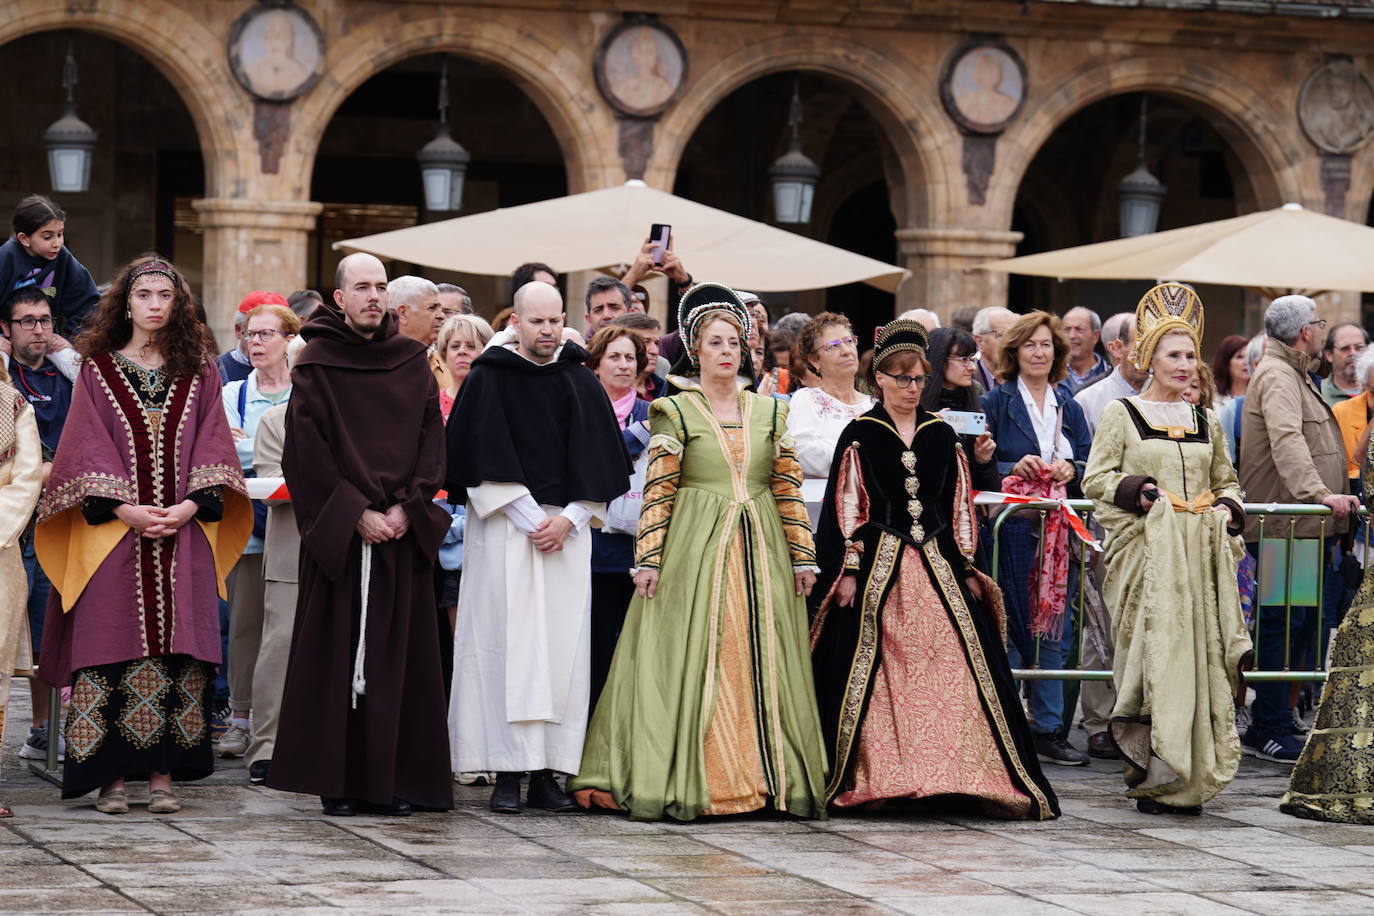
[{"left": 446, "top": 342, "right": 632, "bottom": 505}]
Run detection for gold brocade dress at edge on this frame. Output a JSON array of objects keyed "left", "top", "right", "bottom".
[
  {"left": 1283, "top": 432, "right": 1374, "bottom": 824},
  {"left": 1082, "top": 397, "right": 1252, "bottom": 809},
  {"left": 569, "top": 382, "right": 829, "bottom": 822}
]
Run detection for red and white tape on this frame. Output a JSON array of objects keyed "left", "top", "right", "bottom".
[{"left": 973, "top": 491, "right": 1102, "bottom": 552}]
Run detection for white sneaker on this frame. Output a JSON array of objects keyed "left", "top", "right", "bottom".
[
  {"left": 19, "top": 725, "right": 65, "bottom": 762},
  {"left": 217, "top": 723, "right": 250, "bottom": 758},
  {"left": 1234, "top": 704, "right": 1252, "bottom": 736}
]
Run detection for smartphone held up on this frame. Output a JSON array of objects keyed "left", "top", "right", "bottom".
[{"left": 649, "top": 223, "right": 672, "bottom": 266}]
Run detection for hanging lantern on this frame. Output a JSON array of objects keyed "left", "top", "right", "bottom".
[
  {"left": 44, "top": 42, "right": 97, "bottom": 194},
  {"left": 1117, "top": 95, "right": 1166, "bottom": 238},
  {"left": 768, "top": 78, "right": 821, "bottom": 225},
  {"left": 416, "top": 57, "right": 470, "bottom": 212}
]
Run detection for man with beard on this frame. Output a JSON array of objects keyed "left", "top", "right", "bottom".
[
  {"left": 267, "top": 252, "right": 453, "bottom": 816},
  {"left": 446, "top": 281, "right": 631, "bottom": 814}
]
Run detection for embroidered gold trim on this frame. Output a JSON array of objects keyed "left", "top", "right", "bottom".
[
  {"left": 188, "top": 464, "right": 247, "bottom": 496},
  {"left": 38, "top": 473, "right": 138, "bottom": 523},
  {"left": 921, "top": 539, "right": 1055, "bottom": 819},
  {"left": 824, "top": 530, "right": 898, "bottom": 802}
]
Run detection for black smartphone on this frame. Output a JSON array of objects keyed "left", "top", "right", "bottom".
[{"left": 649, "top": 223, "right": 672, "bottom": 266}]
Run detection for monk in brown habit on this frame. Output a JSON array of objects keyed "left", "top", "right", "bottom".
[{"left": 266, "top": 253, "right": 453, "bottom": 816}]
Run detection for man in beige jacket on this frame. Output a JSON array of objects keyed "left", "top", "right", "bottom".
[{"left": 1240, "top": 294, "right": 1360, "bottom": 763}]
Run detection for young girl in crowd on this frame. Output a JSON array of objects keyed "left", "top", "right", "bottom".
[{"left": 0, "top": 195, "right": 101, "bottom": 337}]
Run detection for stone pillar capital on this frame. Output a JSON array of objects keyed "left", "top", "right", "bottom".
[
  {"left": 893, "top": 225, "right": 1022, "bottom": 319},
  {"left": 192, "top": 198, "right": 323, "bottom": 232},
  {"left": 895, "top": 227, "right": 1023, "bottom": 261},
  {"left": 194, "top": 198, "right": 322, "bottom": 346}
]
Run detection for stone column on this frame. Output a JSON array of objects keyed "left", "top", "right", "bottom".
[
  {"left": 895, "top": 227, "right": 1023, "bottom": 319},
  {"left": 193, "top": 198, "right": 323, "bottom": 346}
]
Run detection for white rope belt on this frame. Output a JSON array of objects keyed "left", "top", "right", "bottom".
[{"left": 351, "top": 542, "right": 372, "bottom": 709}]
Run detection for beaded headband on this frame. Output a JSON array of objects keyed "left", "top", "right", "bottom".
[
  {"left": 1129, "top": 283, "right": 1204, "bottom": 371},
  {"left": 128, "top": 258, "right": 180, "bottom": 291},
  {"left": 873, "top": 319, "right": 929, "bottom": 367}
]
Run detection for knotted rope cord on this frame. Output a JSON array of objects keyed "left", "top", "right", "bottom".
[{"left": 351, "top": 542, "right": 373, "bottom": 708}]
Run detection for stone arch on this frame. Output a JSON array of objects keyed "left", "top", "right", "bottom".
[
  {"left": 288, "top": 12, "right": 609, "bottom": 201},
  {"left": 652, "top": 36, "right": 957, "bottom": 230},
  {"left": 993, "top": 57, "right": 1305, "bottom": 230},
  {"left": 1, "top": 1, "right": 247, "bottom": 196}
]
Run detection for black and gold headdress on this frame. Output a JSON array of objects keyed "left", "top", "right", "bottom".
[
  {"left": 873, "top": 319, "right": 929, "bottom": 366},
  {"left": 1128, "top": 283, "right": 1204, "bottom": 371}
]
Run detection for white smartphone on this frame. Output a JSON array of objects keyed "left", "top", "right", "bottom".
[{"left": 941, "top": 410, "right": 987, "bottom": 436}]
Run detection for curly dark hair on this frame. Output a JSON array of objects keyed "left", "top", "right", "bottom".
[
  {"left": 796, "top": 311, "right": 854, "bottom": 376},
  {"left": 77, "top": 255, "right": 215, "bottom": 380}
]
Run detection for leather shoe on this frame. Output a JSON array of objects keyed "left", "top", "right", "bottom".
[
  {"left": 357, "top": 798, "right": 412, "bottom": 816},
  {"left": 248, "top": 760, "right": 270, "bottom": 786},
  {"left": 1088, "top": 732, "right": 1121, "bottom": 760},
  {"left": 527, "top": 769, "right": 578, "bottom": 812},
  {"left": 489, "top": 772, "right": 524, "bottom": 814},
  {"left": 320, "top": 796, "right": 355, "bottom": 817}
]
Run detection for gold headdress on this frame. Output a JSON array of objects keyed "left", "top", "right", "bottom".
[{"left": 1128, "top": 283, "right": 1204, "bottom": 371}]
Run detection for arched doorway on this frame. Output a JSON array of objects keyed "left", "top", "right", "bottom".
[
  {"left": 1011, "top": 92, "right": 1268, "bottom": 340},
  {"left": 0, "top": 30, "right": 204, "bottom": 292},
  {"left": 308, "top": 54, "right": 567, "bottom": 315},
  {"left": 673, "top": 71, "right": 903, "bottom": 344}
]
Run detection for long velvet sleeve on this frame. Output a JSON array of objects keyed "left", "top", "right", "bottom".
[
  {"left": 771, "top": 407, "right": 818, "bottom": 569},
  {"left": 633, "top": 401, "right": 684, "bottom": 571},
  {"left": 830, "top": 442, "right": 870, "bottom": 574}
]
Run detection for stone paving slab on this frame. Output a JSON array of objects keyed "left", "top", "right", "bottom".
[{"left": 8, "top": 686, "right": 1374, "bottom": 914}]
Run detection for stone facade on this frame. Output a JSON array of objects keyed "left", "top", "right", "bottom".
[{"left": 4, "top": 0, "right": 1374, "bottom": 343}]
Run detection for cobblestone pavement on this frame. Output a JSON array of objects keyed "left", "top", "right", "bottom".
[{"left": 3, "top": 683, "right": 1370, "bottom": 915}]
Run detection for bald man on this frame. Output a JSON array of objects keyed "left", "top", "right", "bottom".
[
  {"left": 267, "top": 252, "right": 454, "bottom": 816},
  {"left": 446, "top": 281, "right": 632, "bottom": 815}
]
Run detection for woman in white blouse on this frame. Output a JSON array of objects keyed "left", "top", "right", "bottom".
[{"left": 785, "top": 312, "right": 875, "bottom": 478}]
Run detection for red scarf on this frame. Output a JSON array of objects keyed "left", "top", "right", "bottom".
[{"left": 1000, "top": 469, "right": 1070, "bottom": 641}]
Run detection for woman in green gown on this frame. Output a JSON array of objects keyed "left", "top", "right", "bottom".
[
  {"left": 1082, "top": 284, "right": 1252, "bottom": 815},
  {"left": 1282, "top": 429, "right": 1374, "bottom": 823},
  {"left": 570, "top": 283, "right": 829, "bottom": 822}
]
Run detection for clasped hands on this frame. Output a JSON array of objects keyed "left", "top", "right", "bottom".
[
  {"left": 1010, "top": 455, "right": 1075, "bottom": 484},
  {"left": 116, "top": 500, "right": 197, "bottom": 539},
  {"left": 356, "top": 505, "right": 411, "bottom": 544}
]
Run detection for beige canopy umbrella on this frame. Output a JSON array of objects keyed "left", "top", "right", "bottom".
[
  {"left": 977, "top": 203, "right": 1374, "bottom": 296},
  {"left": 333, "top": 180, "right": 908, "bottom": 293}
]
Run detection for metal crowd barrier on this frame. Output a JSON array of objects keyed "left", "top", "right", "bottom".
[{"left": 981, "top": 494, "right": 1370, "bottom": 685}]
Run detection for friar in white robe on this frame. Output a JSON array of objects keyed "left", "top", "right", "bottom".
[{"left": 445, "top": 282, "right": 632, "bottom": 813}]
